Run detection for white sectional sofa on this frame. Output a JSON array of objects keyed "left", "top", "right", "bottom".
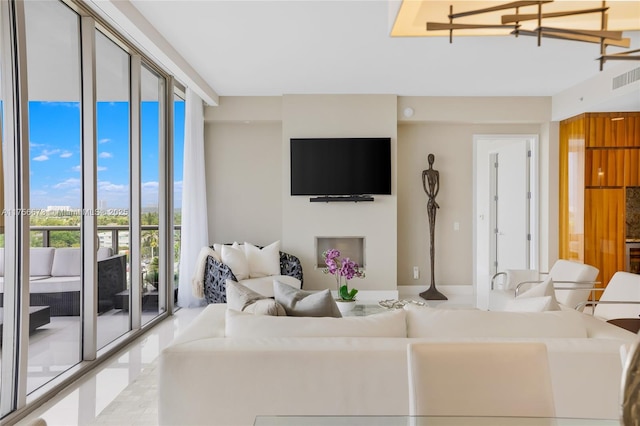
[
  {"left": 158, "top": 303, "right": 638, "bottom": 426},
  {"left": 0, "top": 247, "right": 127, "bottom": 316}
]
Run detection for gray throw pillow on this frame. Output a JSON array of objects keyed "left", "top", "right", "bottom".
[
  {"left": 225, "top": 279, "right": 286, "bottom": 316},
  {"left": 273, "top": 280, "right": 342, "bottom": 318}
]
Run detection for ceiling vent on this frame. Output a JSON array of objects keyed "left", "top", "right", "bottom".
[{"left": 612, "top": 67, "right": 640, "bottom": 90}]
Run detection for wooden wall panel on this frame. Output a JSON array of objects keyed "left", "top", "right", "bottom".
[
  {"left": 559, "top": 115, "right": 585, "bottom": 260},
  {"left": 584, "top": 189, "right": 625, "bottom": 291},
  {"left": 585, "top": 149, "right": 625, "bottom": 187},
  {"left": 626, "top": 149, "right": 640, "bottom": 186},
  {"left": 586, "top": 113, "right": 640, "bottom": 148}
]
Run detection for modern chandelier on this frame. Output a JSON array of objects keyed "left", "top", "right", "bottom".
[{"left": 425, "top": 1, "right": 639, "bottom": 70}]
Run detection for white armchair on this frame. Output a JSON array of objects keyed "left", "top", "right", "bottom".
[
  {"left": 490, "top": 259, "right": 599, "bottom": 311},
  {"left": 576, "top": 271, "right": 640, "bottom": 321}
]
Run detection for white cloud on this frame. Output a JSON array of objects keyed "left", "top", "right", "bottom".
[
  {"left": 42, "top": 149, "right": 61, "bottom": 156},
  {"left": 53, "top": 178, "right": 81, "bottom": 189},
  {"left": 99, "top": 138, "right": 111, "bottom": 144},
  {"left": 60, "top": 152, "right": 73, "bottom": 158},
  {"left": 99, "top": 152, "right": 113, "bottom": 159},
  {"left": 98, "top": 166, "right": 107, "bottom": 171},
  {"left": 33, "top": 155, "right": 49, "bottom": 161},
  {"left": 98, "top": 181, "right": 128, "bottom": 192},
  {"left": 42, "top": 102, "right": 80, "bottom": 109},
  {"left": 142, "top": 181, "right": 159, "bottom": 190}
]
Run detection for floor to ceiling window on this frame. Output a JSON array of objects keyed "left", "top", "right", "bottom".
[
  {"left": 95, "top": 30, "right": 131, "bottom": 349},
  {"left": 24, "top": 0, "right": 82, "bottom": 394},
  {"left": 173, "top": 93, "right": 185, "bottom": 303},
  {"left": 0, "top": 0, "right": 178, "bottom": 419},
  {"left": 140, "top": 64, "right": 166, "bottom": 326},
  {"left": 0, "top": 4, "right": 5, "bottom": 405}
]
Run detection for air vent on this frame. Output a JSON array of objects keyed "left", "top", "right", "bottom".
[{"left": 612, "top": 67, "right": 640, "bottom": 90}]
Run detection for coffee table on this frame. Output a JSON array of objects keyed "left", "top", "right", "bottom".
[
  {"left": 342, "top": 303, "right": 387, "bottom": 317},
  {"left": 0, "top": 306, "right": 51, "bottom": 339}
]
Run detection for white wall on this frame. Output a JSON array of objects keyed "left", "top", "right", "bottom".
[
  {"left": 203, "top": 95, "right": 557, "bottom": 300},
  {"left": 552, "top": 61, "right": 640, "bottom": 121},
  {"left": 281, "top": 95, "right": 398, "bottom": 294},
  {"left": 204, "top": 121, "right": 283, "bottom": 245},
  {"left": 397, "top": 123, "right": 546, "bottom": 291}
]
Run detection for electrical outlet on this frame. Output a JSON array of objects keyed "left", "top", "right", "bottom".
[{"left": 413, "top": 266, "right": 419, "bottom": 280}]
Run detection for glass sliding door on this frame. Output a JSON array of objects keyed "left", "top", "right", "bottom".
[
  {"left": 0, "top": 2, "right": 5, "bottom": 406},
  {"left": 0, "top": 0, "right": 175, "bottom": 418},
  {"left": 140, "top": 65, "right": 165, "bottom": 325},
  {"left": 95, "top": 31, "right": 131, "bottom": 349},
  {"left": 173, "top": 92, "right": 185, "bottom": 306},
  {"left": 23, "top": 0, "right": 82, "bottom": 393}
]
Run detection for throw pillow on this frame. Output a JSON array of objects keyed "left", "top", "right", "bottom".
[
  {"left": 244, "top": 241, "right": 281, "bottom": 278},
  {"left": 517, "top": 277, "right": 560, "bottom": 311},
  {"left": 211, "top": 243, "right": 224, "bottom": 260},
  {"left": 221, "top": 243, "right": 249, "bottom": 280},
  {"left": 273, "top": 280, "right": 341, "bottom": 318},
  {"left": 505, "top": 296, "right": 554, "bottom": 312},
  {"left": 225, "top": 308, "right": 407, "bottom": 338},
  {"left": 225, "top": 279, "right": 286, "bottom": 316}
]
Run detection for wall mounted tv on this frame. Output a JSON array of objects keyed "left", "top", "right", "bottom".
[{"left": 290, "top": 137, "right": 391, "bottom": 200}]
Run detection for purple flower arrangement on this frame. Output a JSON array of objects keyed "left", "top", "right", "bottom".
[{"left": 323, "top": 249, "right": 365, "bottom": 301}]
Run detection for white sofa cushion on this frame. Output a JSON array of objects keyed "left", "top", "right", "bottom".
[
  {"left": 221, "top": 243, "right": 249, "bottom": 280},
  {"left": 225, "top": 308, "right": 407, "bottom": 338},
  {"left": 244, "top": 241, "right": 280, "bottom": 278},
  {"left": 30, "top": 276, "right": 81, "bottom": 293},
  {"left": 404, "top": 304, "right": 587, "bottom": 338},
  {"left": 30, "top": 247, "right": 56, "bottom": 277},
  {"left": 274, "top": 281, "right": 341, "bottom": 317},
  {"left": 240, "top": 275, "right": 300, "bottom": 297},
  {"left": 505, "top": 296, "right": 555, "bottom": 312},
  {"left": 51, "top": 248, "right": 81, "bottom": 277}
]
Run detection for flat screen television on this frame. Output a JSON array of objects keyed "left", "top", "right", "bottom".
[{"left": 290, "top": 137, "right": 391, "bottom": 196}]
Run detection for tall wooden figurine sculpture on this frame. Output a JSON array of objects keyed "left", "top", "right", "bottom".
[{"left": 420, "top": 154, "right": 447, "bottom": 300}]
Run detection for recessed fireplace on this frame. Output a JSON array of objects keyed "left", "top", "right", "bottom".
[{"left": 315, "top": 237, "right": 365, "bottom": 269}]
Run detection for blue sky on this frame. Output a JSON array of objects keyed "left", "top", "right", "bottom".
[{"left": 28, "top": 101, "right": 184, "bottom": 209}]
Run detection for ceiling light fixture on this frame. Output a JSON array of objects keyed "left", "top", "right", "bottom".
[{"left": 425, "top": 0, "right": 639, "bottom": 71}]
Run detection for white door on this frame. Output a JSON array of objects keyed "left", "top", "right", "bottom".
[
  {"left": 491, "top": 141, "right": 530, "bottom": 275},
  {"left": 474, "top": 135, "right": 537, "bottom": 310}
]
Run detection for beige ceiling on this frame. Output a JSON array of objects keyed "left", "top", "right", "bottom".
[{"left": 393, "top": 1, "right": 640, "bottom": 37}]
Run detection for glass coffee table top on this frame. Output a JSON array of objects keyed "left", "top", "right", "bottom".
[{"left": 254, "top": 416, "right": 619, "bottom": 426}]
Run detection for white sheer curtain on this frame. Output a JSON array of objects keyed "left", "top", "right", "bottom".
[{"left": 178, "top": 88, "right": 208, "bottom": 308}]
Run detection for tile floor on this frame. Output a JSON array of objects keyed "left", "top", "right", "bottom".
[{"left": 16, "top": 306, "right": 205, "bottom": 426}]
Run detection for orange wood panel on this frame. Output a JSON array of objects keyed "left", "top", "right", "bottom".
[
  {"left": 584, "top": 188, "right": 625, "bottom": 291},
  {"left": 625, "top": 149, "right": 640, "bottom": 186},
  {"left": 559, "top": 115, "right": 585, "bottom": 260},
  {"left": 586, "top": 112, "right": 640, "bottom": 148},
  {"left": 585, "top": 149, "right": 625, "bottom": 187}
]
